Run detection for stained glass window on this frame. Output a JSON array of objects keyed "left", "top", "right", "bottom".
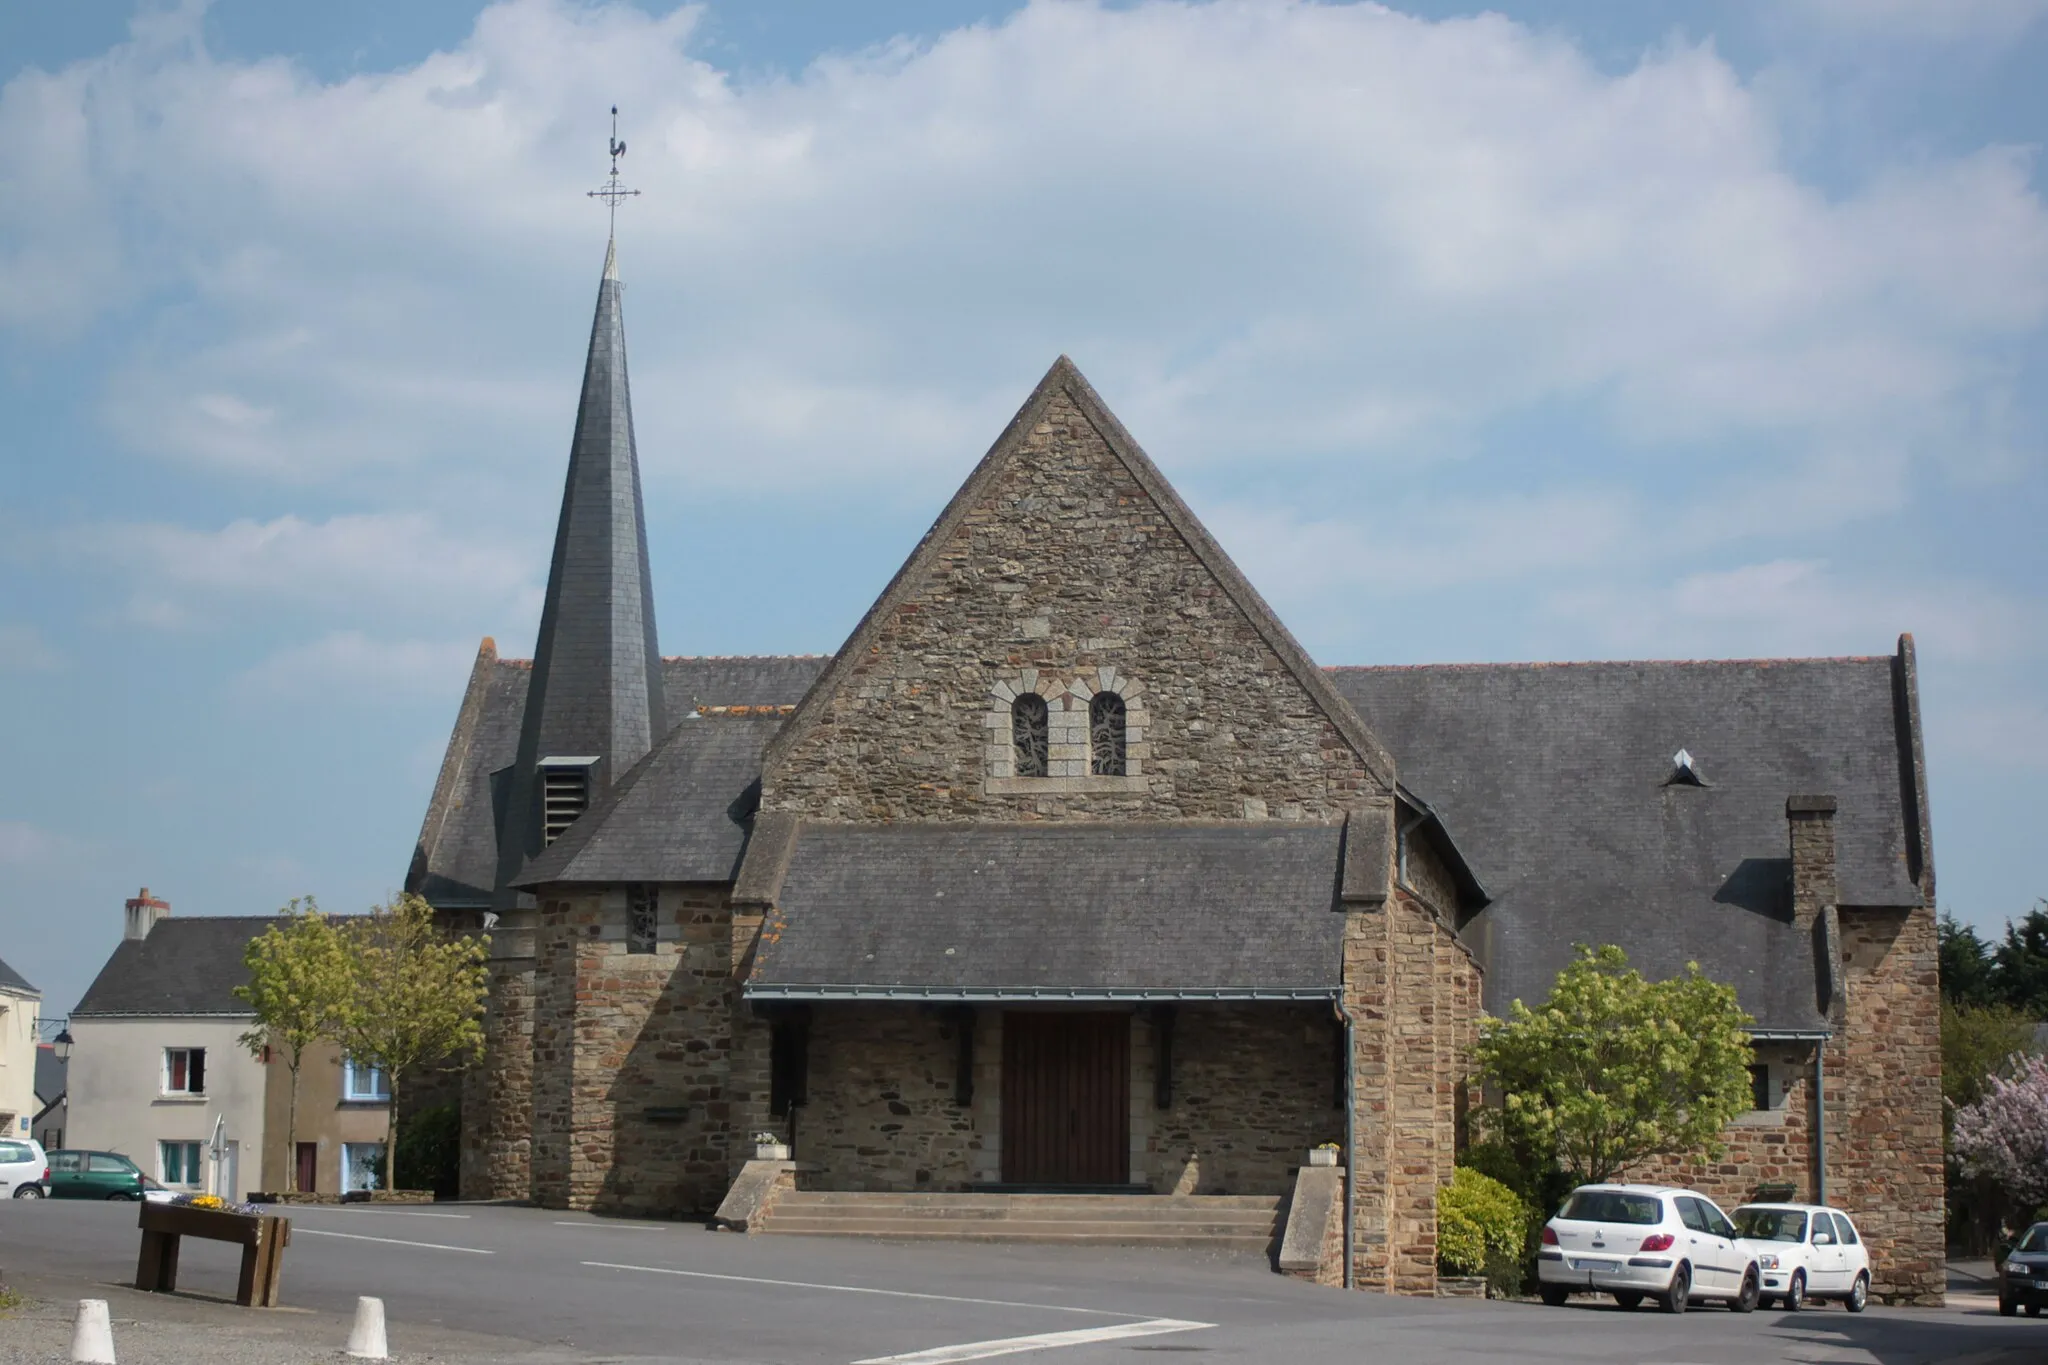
[
  {"left": 1090, "top": 692, "right": 1127, "bottom": 775},
  {"left": 628, "top": 884, "right": 657, "bottom": 954},
  {"left": 1012, "top": 693, "right": 1049, "bottom": 777}
]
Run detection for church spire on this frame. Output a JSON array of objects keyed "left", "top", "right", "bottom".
[{"left": 493, "top": 123, "right": 662, "bottom": 903}]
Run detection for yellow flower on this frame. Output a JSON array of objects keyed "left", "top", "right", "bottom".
[{"left": 190, "top": 1194, "right": 225, "bottom": 1210}]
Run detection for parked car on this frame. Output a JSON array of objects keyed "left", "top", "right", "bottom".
[
  {"left": 0, "top": 1137, "right": 48, "bottom": 1198},
  {"left": 1539, "top": 1184, "right": 1761, "bottom": 1313},
  {"left": 45, "top": 1149, "right": 146, "bottom": 1200},
  {"left": 138, "top": 1174, "right": 176, "bottom": 1205},
  {"left": 1999, "top": 1222, "right": 2048, "bottom": 1317},
  {"left": 1730, "top": 1203, "right": 1872, "bottom": 1311}
]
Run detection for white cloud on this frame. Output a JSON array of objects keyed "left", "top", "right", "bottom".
[
  {"left": 0, "top": 624, "right": 66, "bottom": 673},
  {"left": 0, "top": 0, "right": 2037, "bottom": 505},
  {"left": 233, "top": 631, "right": 482, "bottom": 700},
  {"left": 73, "top": 511, "right": 539, "bottom": 630}
]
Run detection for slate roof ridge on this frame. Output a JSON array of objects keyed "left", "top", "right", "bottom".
[
  {"left": 0, "top": 952, "right": 38, "bottom": 995},
  {"left": 762, "top": 356, "right": 1398, "bottom": 790},
  {"left": 792, "top": 817, "right": 1344, "bottom": 834},
  {"left": 1326, "top": 655, "right": 1891, "bottom": 673}
]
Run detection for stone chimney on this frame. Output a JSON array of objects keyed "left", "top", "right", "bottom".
[
  {"left": 1786, "top": 796, "right": 1840, "bottom": 1015},
  {"left": 124, "top": 887, "right": 170, "bottom": 942}
]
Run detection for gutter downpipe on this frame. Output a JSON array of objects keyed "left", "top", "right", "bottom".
[
  {"left": 1336, "top": 998, "right": 1356, "bottom": 1290},
  {"left": 1814, "top": 1040, "right": 1827, "bottom": 1207}
]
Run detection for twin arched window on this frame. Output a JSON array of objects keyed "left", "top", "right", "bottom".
[{"left": 1009, "top": 688, "right": 1128, "bottom": 778}]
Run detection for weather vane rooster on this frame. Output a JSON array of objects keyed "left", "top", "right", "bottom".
[{"left": 587, "top": 104, "right": 640, "bottom": 236}]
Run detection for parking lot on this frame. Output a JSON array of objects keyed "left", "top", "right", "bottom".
[{"left": 2, "top": 1199, "right": 2040, "bottom": 1364}]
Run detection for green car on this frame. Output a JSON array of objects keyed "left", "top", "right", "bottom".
[{"left": 46, "top": 1150, "right": 146, "bottom": 1200}]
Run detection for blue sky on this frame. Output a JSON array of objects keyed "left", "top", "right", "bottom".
[{"left": 2, "top": 0, "right": 2044, "bottom": 1018}]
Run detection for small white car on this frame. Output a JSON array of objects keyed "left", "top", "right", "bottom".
[
  {"left": 1539, "top": 1183, "right": 1761, "bottom": 1313},
  {"left": 0, "top": 1136, "right": 49, "bottom": 1198},
  {"left": 1732, "top": 1203, "right": 1872, "bottom": 1312}
]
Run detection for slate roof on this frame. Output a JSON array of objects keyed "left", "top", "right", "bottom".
[
  {"left": 515, "top": 713, "right": 784, "bottom": 887},
  {"left": 0, "top": 953, "right": 35, "bottom": 996},
  {"left": 1327, "top": 653, "right": 1927, "bottom": 1032},
  {"left": 72, "top": 917, "right": 284, "bottom": 1017},
  {"left": 409, "top": 650, "right": 827, "bottom": 905},
  {"left": 748, "top": 823, "right": 1348, "bottom": 999}
]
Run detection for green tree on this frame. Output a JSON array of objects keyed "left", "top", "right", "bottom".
[
  {"left": 234, "top": 900, "right": 351, "bottom": 1192},
  {"left": 1475, "top": 944, "right": 1755, "bottom": 1187},
  {"left": 1940, "top": 912, "right": 1998, "bottom": 1009},
  {"left": 1993, "top": 903, "right": 2048, "bottom": 1017},
  {"left": 1943, "top": 1001, "right": 2039, "bottom": 1117},
  {"left": 333, "top": 894, "right": 489, "bottom": 1191}
]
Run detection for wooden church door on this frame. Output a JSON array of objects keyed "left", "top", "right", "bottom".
[{"left": 1001, "top": 1012, "right": 1129, "bottom": 1186}]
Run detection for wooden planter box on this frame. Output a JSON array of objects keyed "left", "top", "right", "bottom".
[{"left": 136, "top": 1203, "right": 293, "bottom": 1307}]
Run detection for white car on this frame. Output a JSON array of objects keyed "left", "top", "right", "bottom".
[
  {"left": 1732, "top": 1203, "right": 1872, "bottom": 1312},
  {"left": 1539, "top": 1183, "right": 1761, "bottom": 1313},
  {"left": 0, "top": 1136, "right": 49, "bottom": 1198}
]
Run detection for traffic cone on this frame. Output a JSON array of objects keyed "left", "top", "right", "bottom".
[
  {"left": 70, "top": 1299, "right": 115, "bottom": 1364},
  {"left": 345, "top": 1296, "right": 388, "bottom": 1360}
]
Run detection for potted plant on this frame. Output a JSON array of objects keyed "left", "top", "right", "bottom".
[
  {"left": 1308, "top": 1142, "right": 1341, "bottom": 1168},
  {"left": 753, "top": 1130, "right": 791, "bottom": 1161}
]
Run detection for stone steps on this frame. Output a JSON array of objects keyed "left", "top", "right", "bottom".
[{"left": 754, "top": 1191, "right": 1283, "bottom": 1250}]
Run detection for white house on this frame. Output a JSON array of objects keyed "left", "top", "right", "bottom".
[{"left": 0, "top": 953, "right": 40, "bottom": 1142}]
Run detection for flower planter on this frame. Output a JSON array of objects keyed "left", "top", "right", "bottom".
[
  {"left": 135, "top": 1202, "right": 293, "bottom": 1307},
  {"left": 1307, "top": 1148, "right": 1340, "bottom": 1168},
  {"left": 754, "top": 1142, "right": 792, "bottom": 1162},
  {"left": 1435, "top": 1275, "right": 1488, "bottom": 1299}
]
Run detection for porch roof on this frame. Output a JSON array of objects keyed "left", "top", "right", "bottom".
[{"left": 746, "top": 822, "right": 1347, "bottom": 998}]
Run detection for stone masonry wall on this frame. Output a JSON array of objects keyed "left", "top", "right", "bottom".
[
  {"left": 461, "top": 954, "right": 534, "bottom": 1202},
  {"left": 530, "top": 884, "right": 746, "bottom": 1215},
  {"left": 798, "top": 1005, "right": 981, "bottom": 1191},
  {"left": 1628, "top": 1042, "right": 1820, "bottom": 1204},
  {"left": 762, "top": 391, "right": 1386, "bottom": 824},
  {"left": 1833, "top": 903, "right": 1944, "bottom": 1304},
  {"left": 1142, "top": 1005, "right": 1342, "bottom": 1196}
]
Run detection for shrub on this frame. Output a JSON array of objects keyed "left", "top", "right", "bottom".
[
  {"left": 1438, "top": 1167, "right": 1526, "bottom": 1279},
  {"left": 394, "top": 1104, "right": 461, "bottom": 1198}
]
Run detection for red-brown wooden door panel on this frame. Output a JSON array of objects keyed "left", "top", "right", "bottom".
[{"left": 1001, "top": 1012, "right": 1129, "bottom": 1185}]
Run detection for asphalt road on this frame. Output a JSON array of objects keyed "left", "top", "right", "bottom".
[{"left": 3, "top": 1198, "right": 2040, "bottom": 1364}]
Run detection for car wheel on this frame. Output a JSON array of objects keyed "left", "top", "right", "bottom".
[
  {"left": 1613, "top": 1291, "right": 1643, "bottom": 1310},
  {"left": 12, "top": 1184, "right": 43, "bottom": 1198},
  {"left": 1661, "top": 1265, "right": 1691, "bottom": 1314},
  {"left": 1845, "top": 1272, "right": 1869, "bottom": 1313},
  {"left": 1731, "top": 1266, "right": 1760, "bottom": 1313},
  {"left": 1999, "top": 1297, "right": 2018, "bottom": 1317},
  {"left": 1784, "top": 1270, "right": 1805, "bottom": 1312},
  {"left": 104, "top": 1191, "right": 135, "bottom": 1201},
  {"left": 1540, "top": 1284, "right": 1571, "bottom": 1307}
]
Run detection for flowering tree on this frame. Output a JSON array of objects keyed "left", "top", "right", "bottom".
[
  {"left": 235, "top": 901, "right": 352, "bottom": 1192},
  {"left": 1953, "top": 1053, "right": 2048, "bottom": 1220}
]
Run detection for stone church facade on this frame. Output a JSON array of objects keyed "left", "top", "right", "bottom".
[{"left": 408, "top": 243, "right": 1944, "bottom": 1301}]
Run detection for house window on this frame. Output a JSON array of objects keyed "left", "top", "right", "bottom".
[
  {"left": 1748, "top": 1062, "right": 1771, "bottom": 1111},
  {"left": 343, "top": 1057, "right": 391, "bottom": 1102},
  {"left": 160, "top": 1140, "right": 203, "bottom": 1187},
  {"left": 1012, "top": 694, "right": 1049, "bottom": 778},
  {"left": 163, "top": 1047, "right": 206, "bottom": 1095},
  {"left": 1089, "top": 692, "right": 1127, "bottom": 776},
  {"left": 627, "top": 884, "right": 658, "bottom": 954},
  {"left": 341, "top": 1142, "right": 383, "bottom": 1193}
]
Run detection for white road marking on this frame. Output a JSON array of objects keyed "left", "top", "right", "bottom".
[
  {"left": 581, "top": 1262, "right": 1132, "bottom": 1316},
  {"left": 852, "top": 1318, "right": 1214, "bottom": 1364},
  {"left": 553, "top": 1220, "right": 666, "bottom": 1230},
  {"left": 296, "top": 1228, "right": 493, "bottom": 1254}
]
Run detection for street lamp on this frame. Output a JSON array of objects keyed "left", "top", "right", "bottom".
[{"left": 52, "top": 1029, "right": 72, "bottom": 1063}]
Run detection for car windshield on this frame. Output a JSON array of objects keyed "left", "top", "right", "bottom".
[
  {"left": 2016, "top": 1225, "right": 2048, "bottom": 1254},
  {"left": 1734, "top": 1208, "right": 1807, "bottom": 1242},
  {"left": 1560, "top": 1191, "right": 1663, "bottom": 1225}
]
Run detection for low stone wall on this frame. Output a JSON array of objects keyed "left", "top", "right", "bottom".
[
  {"left": 1141, "top": 1005, "right": 1341, "bottom": 1197},
  {"left": 798, "top": 1005, "right": 981, "bottom": 1191}
]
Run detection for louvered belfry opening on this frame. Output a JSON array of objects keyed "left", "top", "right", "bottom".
[
  {"left": 1012, "top": 694, "right": 1050, "bottom": 777},
  {"left": 541, "top": 765, "right": 590, "bottom": 845},
  {"left": 1001, "top": 1012, "right": 1130, "bottom": 1186}
]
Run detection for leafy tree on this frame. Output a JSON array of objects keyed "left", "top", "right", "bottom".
[
  {"left": 1994, "top": 903, "right": 2048, "bottom": 1018},
  {"left": 1953, "top": 1053, "right": 2048, "bottom": 1226},
  {"left": 1943, "top": 1001, "right": 2039, "bottom": 1117},
  {"left": 234, "top": 900, "right": 351, "bottom": 1192},
  {"left": 1940, "top": 913, "right": 1998, "bottom": 1009},
  {"left": 1475, "top": 944, "right": 1755, "bottom": 1187},
  {"left": 333, "top": 895, "right": 489, "bottom": 1191}
]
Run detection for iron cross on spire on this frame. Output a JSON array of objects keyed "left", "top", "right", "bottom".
[{"left": 587, "top": 105, "right": 640, "bottom": 237}]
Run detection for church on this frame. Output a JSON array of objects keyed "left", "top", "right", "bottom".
[{"left": 407, "top": 238, "right": 1944, "bottom": 1301}]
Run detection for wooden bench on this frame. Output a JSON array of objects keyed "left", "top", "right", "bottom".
[{"left": 135, "top": 1203, "right": 293, "bottom": 1307}]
